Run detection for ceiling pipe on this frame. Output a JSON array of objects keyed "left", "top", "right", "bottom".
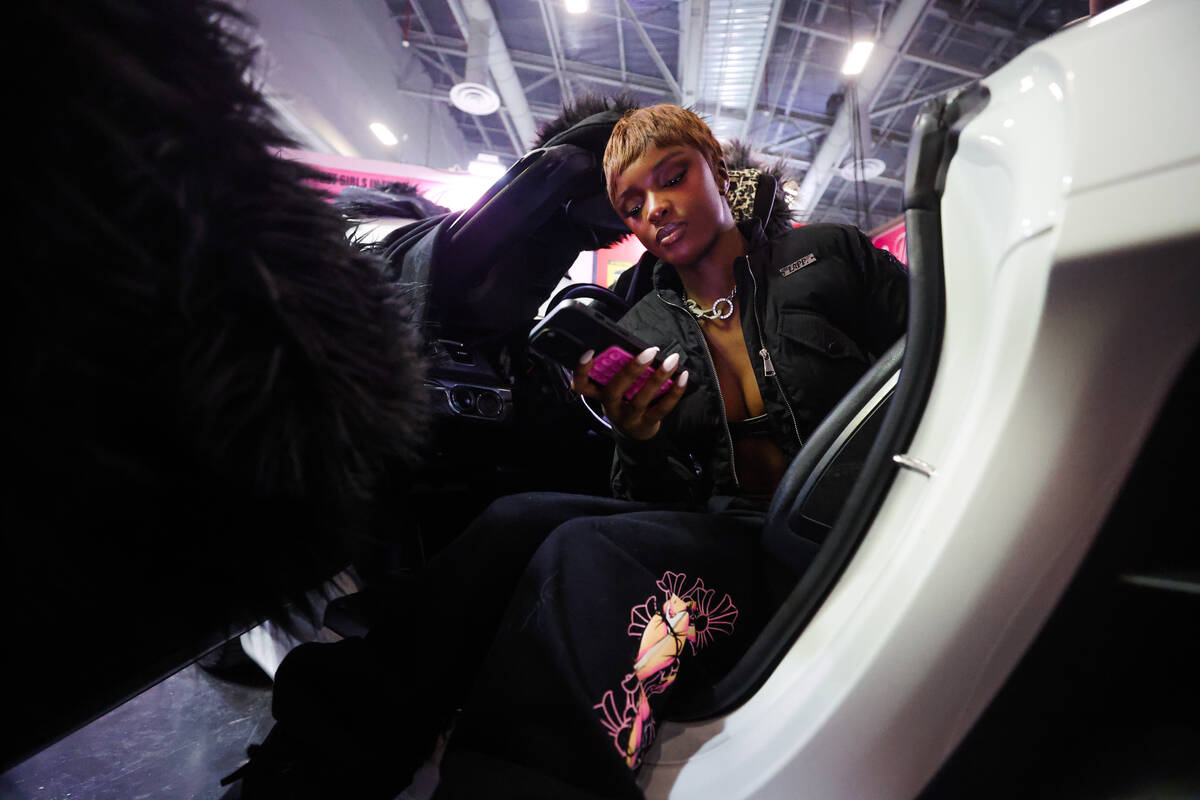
[
  {"left": 450, "top": 10, "right": 502, "bottom": 117},
  {"left": 446, "top": 0, "right": 539, "bottom": 149},
  {"left": 678, "top": 0, "right": 709, "bottom": 108},
  {"left": 791, "top": 0, "right": 933, "bottom": 220}
]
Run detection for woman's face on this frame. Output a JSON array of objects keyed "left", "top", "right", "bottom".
[{"left": 610, "top": 144, "right": 732, "bottom": 267}]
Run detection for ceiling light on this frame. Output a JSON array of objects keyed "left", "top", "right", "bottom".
[
  {"left": 369, "top": 122, "right": 399, "bottom": 146},
  {"left": 565, "top": 0, "right": 589, "bottom": 13},
  {"left": 841, "top": 40, "right": 875, "bottom": 76}
]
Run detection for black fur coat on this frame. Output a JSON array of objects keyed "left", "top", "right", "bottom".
[{"left": 4, "top": 0, "right": 427, "bottom": 765}]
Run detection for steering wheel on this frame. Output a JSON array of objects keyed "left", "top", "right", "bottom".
[{"left": 531, "top": 283, "right": 631, "bottom": 433}]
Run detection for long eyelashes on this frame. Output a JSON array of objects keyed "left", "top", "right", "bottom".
[{"left": 623, "top": 169, "right": 687, "bottom": 220}]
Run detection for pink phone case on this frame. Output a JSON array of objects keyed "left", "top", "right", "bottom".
[{"left": 590, "top": 346, "right": 674, "bottom": 400}]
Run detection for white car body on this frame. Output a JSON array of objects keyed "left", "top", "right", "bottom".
[{"left": 641, "top": 1, "right": 1200, "bottom": 796}]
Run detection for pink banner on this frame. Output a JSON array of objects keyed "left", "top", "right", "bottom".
[
  {"left": 870, "top": 216, "right": 908, "bottom": 265},
  {"left": 277, "top": 148, "right": 497, "bottom": 212}
]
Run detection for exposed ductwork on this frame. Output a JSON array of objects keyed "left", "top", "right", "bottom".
[
  {"left": 838, "top": 90, "right": 885, "bottom": 182},
  {"left": 791, "top": 0, "right": 933, "bottom": 219},
  {"left": 448, "top": 0, "right": 539, "bottom": 149},
  {"left": 450, "top": 10, "right": 501, "bottom": 116}
]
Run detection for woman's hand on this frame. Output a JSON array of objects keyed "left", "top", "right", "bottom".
[{"left": 571, "top": 347, "right": 688, "bottom": 441}]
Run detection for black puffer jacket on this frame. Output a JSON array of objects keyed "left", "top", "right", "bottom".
[{"left": 612, "top": 219, "right": 908, "bottom": 504}]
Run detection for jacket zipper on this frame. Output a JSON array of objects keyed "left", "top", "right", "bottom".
[
  {"left": 658, "top": 294, "right": 740, "bottom": 489},
  {"left": 745, "top": 258, "right": 804, "bottom": 448}
]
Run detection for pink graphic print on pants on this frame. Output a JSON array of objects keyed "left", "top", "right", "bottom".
[{"left": 594, "top": 570, "right": 738, "bottom": 769}]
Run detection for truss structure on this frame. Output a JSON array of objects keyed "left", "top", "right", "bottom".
[{"left": 391, "top": 0, "right": 1078, "bottom": 226}]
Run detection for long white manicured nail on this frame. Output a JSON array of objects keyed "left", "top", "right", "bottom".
[
  {"left": 661, "top": 352, "right": 680, "bottom": 372},
  {"left": 677, "top": 370, "right": 689, "bottom": 389},
  {"left": 636, "top": 346, "right": 659, "bottom": 365},
  {"left": 579, "top": 349, "right": 594, "bottom": 365}
]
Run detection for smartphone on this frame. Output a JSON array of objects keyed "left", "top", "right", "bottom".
[{"left": 529, "top": 300, "right": 678, "bottom": 400}]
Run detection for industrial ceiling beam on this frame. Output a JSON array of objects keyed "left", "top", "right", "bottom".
[
  {"left": 522, "top": 71, "right": 560, "bottom": 93},
  {"left": 868, "top": 78, "right": 970, "bottom": 118},
  {"left": 900, "top": 50, "right": 984, "bottom": 78},
  {"left": 445, "top": 0, "right": 538, "bottom": 149},
  {"left": 615, "top": 0, "right": 682, "bottom": 101},
  {"left": 775, "top": 20, "right": 984, "bottom": 78},
  {"left": 791, "top": 0, "right": 933, "bottom": 220},
  {"left": 767, "top": 2, "right": 808, "bottom": 114},
  {"left": 539, "top": 5, "right": 678, "bottom": 34},
  {"left": 748, "top": 98, "right": 918, "bottom": 151},
  {"left": 534, "top": 0, "right": 573, "bottom": 103},
  {"left": 692, "top": 99, "right": 836, "bottom": 139},
  {"left": 739, "top": 0, "right": 788, "bottom": 139},
  {"left": 769, "top": 0, "right": 826, "bottom": 151},
  {"left": 616, "top": 0, "right": 628, "bottom": 84},
  {"left": 407, "top": 34, "right": 672, "bottom": 95},
  {"left": 677, "top": 0, "right": 709, "bottom": 108},
  {"left": 769, "top": 153, "right": 905, "bottom": 190},
  {"left": 869, "top": 15, "right": 965, "bottom": 157},
  {"left": 979, "top": 0, "right": 1045, "bottom": 72},
  {"left": 396, "top": 86, "right": 566, "bottom": 121},
  {"left": 765, "top": 124, "right": 824, "bottom": 151},
  {"left": 497, "top": 106, "right": 525, "bottom": 157},
  {"left": 406, "top": 0, "right": 497, "bottom": 153},
  {"left": 926, "top": 0, "right": 1054, "bottom": 39}
]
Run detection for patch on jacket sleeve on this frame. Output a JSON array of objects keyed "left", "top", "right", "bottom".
[{"left": 779, "top": 253, "right": 817, "bottom": 277}]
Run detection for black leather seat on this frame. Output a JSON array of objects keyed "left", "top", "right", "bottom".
[{"left": 763, "top": 338, "right": 905, "bottom": 578}]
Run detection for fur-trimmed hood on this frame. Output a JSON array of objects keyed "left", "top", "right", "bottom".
[{"left": 721, "top": 139, "right": 797, "bottom": 239}]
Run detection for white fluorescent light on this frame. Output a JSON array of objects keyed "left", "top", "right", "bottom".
[
  {"left": 565, "top": 0, "right": 589, "bottom": 13},
  {"left": 841, "top": 40, "right": 875, "bottom": 76},
  {"left": 369, "top": 122, "right": 399, "bottom": 146}
]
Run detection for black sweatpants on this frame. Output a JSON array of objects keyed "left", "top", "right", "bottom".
[
  {"left": 426, "top": 492, "right": 772, "bottom": 799},
  {"left": 264, "top": 492, "right": 773, "bottom": 799}
]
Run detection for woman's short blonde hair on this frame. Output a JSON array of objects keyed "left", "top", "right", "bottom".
[{"left": 603, "top": 105, "right": 723, "bottom": 204}]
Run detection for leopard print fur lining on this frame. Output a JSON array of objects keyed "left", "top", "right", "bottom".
[{"left": 726, "top": 167, "right": 761, "bottom": 224}]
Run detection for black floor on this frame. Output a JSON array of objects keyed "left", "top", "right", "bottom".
[{"left": 1, "top": 663, "right": 273, "bottom": 800}]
